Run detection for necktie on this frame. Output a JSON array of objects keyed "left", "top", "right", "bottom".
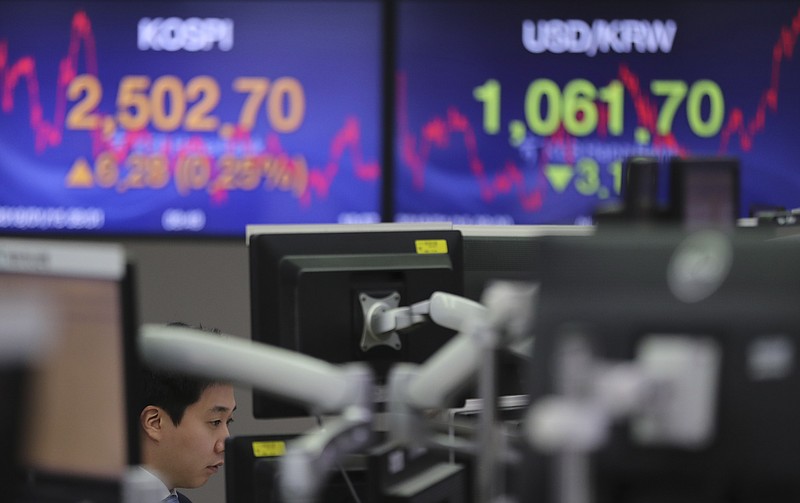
[{"left": 162, "top": 495, "right": 179, "bottom": 503}]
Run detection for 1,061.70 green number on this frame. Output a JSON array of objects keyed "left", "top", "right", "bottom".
[{"left": 473, "top": 78, "right": 725, "bottom": 139}]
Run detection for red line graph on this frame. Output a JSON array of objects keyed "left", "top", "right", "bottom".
[
  {"left": 619, "top": 7, "right": 800, "bottom": 156},
  {"left": 397, "top": 72, "right": 546, "bottom": 211},
  {"left": 718, "top": 7, "right": 800, "bottom": 152},
  {"left": 1, "top": 11, "right": 97, "bottom": 153},
  {"left": 0, "top": 10, "right": 379, "bottom": 205},
  {"left": 304, "top": 116, "right": 380, "bottom": 205}
]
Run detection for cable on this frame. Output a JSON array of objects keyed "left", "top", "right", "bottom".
[
  {"left": 316, "top": 415, "right": 364, "bottom": 503},
  {"left": 336, "top": 460, "right": 363, "bottom": 503}
]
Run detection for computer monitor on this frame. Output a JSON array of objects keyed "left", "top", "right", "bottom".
[
  {"left": 0, "top": 0, "right": 383, "bottom": 238},
  {"left": 225, "top": 434, "right": 368, "bottom": 503},
  {"left": 393, "top": 0, "right": 800, "bottom": 225},
  {"left": 669, "top": 156, "right": 741, "bottom": 230},
  {"left": 454, "top": 224, "right": 593, "bottom": 401},
  {"left": 247, "top": 224, "right": 464, "bottom": 419},
  {"left": 620, "top": 156, "right": 667, "bottom": 222},
  {"left": 366, "top": 442, "right": 469, "bottom": 503},
  {"left": 455, "top": 224, "right": 594, "bottom": 302},
  {"left": 520, "top": 227, "right": 800, "bottom": 503},
  {"left": 0, "top": 238, "right": 141, "bottom": 503}
]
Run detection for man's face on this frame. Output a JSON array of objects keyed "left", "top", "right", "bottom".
[{"left": 157, "top": 384, "right": 236, "bottom": 489}]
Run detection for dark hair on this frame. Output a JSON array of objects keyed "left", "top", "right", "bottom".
[{"left": 139, "top": 322, "right": 225, "bottom": 425}]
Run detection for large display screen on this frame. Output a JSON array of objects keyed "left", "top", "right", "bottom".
[
  {"left": 394, "top": 0, "right": 800, "bottom": 224},
  {"left": 0, "top": 1, "right": 383, "bottom": 237}
]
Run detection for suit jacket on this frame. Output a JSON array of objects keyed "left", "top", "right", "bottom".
[{"left": 177, "top": 493, "right": 193, "bottom": 503}]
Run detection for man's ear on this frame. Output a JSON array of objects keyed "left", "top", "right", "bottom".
[{"left": 140, "top": 406, "right": 165, "bottom": 441}]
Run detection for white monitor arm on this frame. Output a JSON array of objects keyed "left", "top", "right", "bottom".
[
  {"left": 360, "top": 290, "right": 488, "bottom": 352},
  {"left": 383, "top": 282, "right": 538, "bottom": 503},
  {"left": 525, "top": 333, "right": 720, "bottom": 503},
  {"left": 139, "top": 324, "right": 373, "bottom": 415},
  {"left": 138, "top": 324, "right": 374, "bottom": 502},
  {"left": 384, "top": 283, "right": 537, "bottom": 437},
  {"left": 384, "top": 284, "right": 536, "bottom": 412}
]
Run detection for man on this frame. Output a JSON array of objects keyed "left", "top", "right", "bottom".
[{"left": 138, "top": 323, "right": 236, "bottom": 503}]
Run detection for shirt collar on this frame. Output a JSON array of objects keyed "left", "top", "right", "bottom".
[{"left": 137, "top": 465, "right": 172, "bottom": 501}]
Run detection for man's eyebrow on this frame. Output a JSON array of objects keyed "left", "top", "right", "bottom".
[{"left": 209, "top": 405, "right": 237, "bottom": 413}]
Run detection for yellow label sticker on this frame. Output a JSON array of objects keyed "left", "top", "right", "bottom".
[
  {"left": 251, "top": 440, "right": 287, "bottom": 457},
  {"left": 415, "top": 239, "right": 448, "bottom": 254}
]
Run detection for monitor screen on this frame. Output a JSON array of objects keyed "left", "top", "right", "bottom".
[
  {"left": 0, "top": 0, "right": 383, "bottom": 238},
  {"left": 394, "top": 0, "right": 800, "bottom": 225},
  {"left": 247, "top": 224, "right": 464, "bottom": 419},
  {"left": 0, "top": 239, "right": 141, "bottom": 502},
  {"left": 520, "top": 227, "right": 800, "bottom": 503},
  {"left": 670, "top": 156, "right": 741, "bottom": 230}
]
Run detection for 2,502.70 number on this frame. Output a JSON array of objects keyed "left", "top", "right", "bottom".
[{"left": 65, "top": 74, "right": 306, "bottom": 134}]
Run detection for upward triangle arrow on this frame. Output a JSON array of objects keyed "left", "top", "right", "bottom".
[{"left": 66, "top": 157, "right": 94, "bottom": 188}]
